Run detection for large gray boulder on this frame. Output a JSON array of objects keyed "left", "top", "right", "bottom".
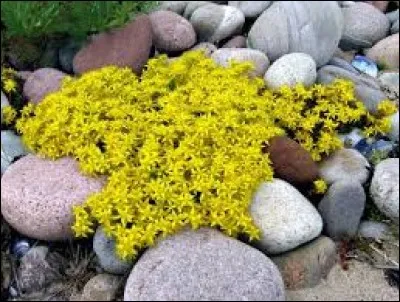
[
  {"left": 247, "top": 1, "right": 344, "bottom": 67},
  {"left": 124, "top": 228, "right": 285, "bottom": 301}
]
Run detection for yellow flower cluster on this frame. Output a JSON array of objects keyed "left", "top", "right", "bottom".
[
  {"left": 14, "top": 50, "right": 394, "bottom": 260},
  {"left": 263, "top": 80, "right": 395, "bottom": 161},
  {"left": 16, "top": 51, "right": 284, "bottom": 259},
  {"left": 2, "top": 105, "right": 18, "bottom": 124},
  {"left": 362, "top": 100, "right": 398, "bottom": 137},
  {"left": 313, "top": 179, "right": 328, "bottom": 194},
  {"left": 1, "top": 67, "right": 18, "bottom": 94}
]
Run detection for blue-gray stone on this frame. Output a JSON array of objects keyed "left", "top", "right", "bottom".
[
  {"left": 1, "top": 131, "right": 29, "bottom": 175},
  {"left": 93, "top": 227, "right": 134, "bottom": 275},
  {"left": 318, "top": 180, "right": 366, "bottom": 240},
  {"left": 351, "top": 55, "right": 378, "bottom": 78}
]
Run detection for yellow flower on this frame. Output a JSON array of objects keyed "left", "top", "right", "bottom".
[
  {"left": 313, "top": 179, "right": 328, "bottom": 194},
  {"left": 2, "top": 105, "right": 17, "bottom": 124},
  {"left": 3, "top": 78, "right": 17, "bottom": 93},
  {"left": 12, "top": 51, "right": 392, "bottom": 260}
]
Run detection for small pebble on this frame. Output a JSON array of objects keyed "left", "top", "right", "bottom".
[{"left": 351, "top": 55, "right": 379, "bottom": 77}]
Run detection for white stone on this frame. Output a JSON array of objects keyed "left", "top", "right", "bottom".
[
  {"left": 318, "top": 148, "right": 370, "bottom": 185},
  {"left": 211, "top": 48, "right": 270, "bottom": 77},
  {"left": 370, "top": 158, "right": 399, "bottom": 224},
  {"left": 250, "top": 179, "right": 323, "bottom": 254},
  {"left": 264, "top": 53, "right": 317, "bottom": 89}
]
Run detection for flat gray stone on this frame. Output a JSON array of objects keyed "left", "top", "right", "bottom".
[{"left": 124, "top": 228, "right": 285, "bottom": 301}]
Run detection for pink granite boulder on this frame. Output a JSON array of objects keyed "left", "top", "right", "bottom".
[
  {"left": 1, "top": 155, "right": 105, "bottom": 241},
  {"left": 73, "top": 15, "right": 153, "bottom": 75},
  {"left": 23, "top": 68, "right": 66, "bottom": 104}
]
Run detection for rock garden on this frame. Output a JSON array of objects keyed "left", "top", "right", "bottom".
[{"left": 1, "top": 1, "right": 399, "bottom": 301}]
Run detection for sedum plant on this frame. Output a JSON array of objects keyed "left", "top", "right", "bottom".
[{"left": 9, "top": 50, "right": 396, "bottom": 260}]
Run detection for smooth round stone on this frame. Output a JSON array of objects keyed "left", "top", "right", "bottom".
[
  {"left": 271, "top": 236, "right": 337, "bottom": 290},
  {"left": 264, "top": 53, "right": 317, "bottom": 89},
  {"left": 386, "top": 9, "right": 399, "bottom": 23},
  {"left": 388, "top": 111, "right": 399, "bottom": 142},
  {"left": 190, "top": 4, "right": 245, "bottom": 43},
  {"left": 80, "top": 274, "right": 122, "bottom": 301},
  {"left": 358, "top": 220, "right": 391, "bottom": 240},
  {"left": 370, "top": 158, "right": 399, "bottom": 224},
  {"left": 190, "top": 42, "right": 218, "bottom": 57},
  {"left": 247, "top": 1, "right": 343, "bottom": 67},
  {"left": 267, "top": 136, "right": 318, "bottom": 186},
  {"left": 340, "top": 2, "right": 390, "bottom": 50},
  {"left": 73, "top": 16, "right": 153, "bottom": 75},
  {"left": 318, "top": 148, "right": 370, "bottom": 185},
  {"left": 351, "top": 55, "right": 379, "bottom": 77},
  {"left": 366, "top": 34, "right": 399, "bottom": 70},
  {"left": 221, "top": 35, "right": 247, "bottom": 48},
  {"left": 211, "top": 48, "right": 270, "bottom": 77},
  {"left": 124, "top": 228, "right": 285, "bottom": 301},
  {"left": 250, "top": 179, "right": 323, "bottom": 255},
  {"left": 328, "top": 57, "right": 360, "bottom": 74},
  {"left": 157, "top": 1, "right": 188, "bottom": 14},
  {"left": 183, "top": 1, "right": 210, "bottom": 19},
  {"left": 23, "top": 68, "right": 67, "bottom": 104},
  {"left": 391, "top": 19, "right": 399, "bottom": 34},
  {"left": 318, "top": 180, "right": 366, "bottom": 240},
  {"left": 228, "top": 1, "right": 272, "bottom": 18},
  {"left": 1, "top": 91, "right": 10, "bottom": 124},
  {"left": 149, "top": 10, "right": 196, "bottom": 52},
  {"left": 1, "top": 155, "right": 105, "bottom": 241},
  {"left": 93, "top": 227, "right": 134, "bottom": 275},
  {"left": 1, "top": 131, "right": 29, "bottom": 175}
]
